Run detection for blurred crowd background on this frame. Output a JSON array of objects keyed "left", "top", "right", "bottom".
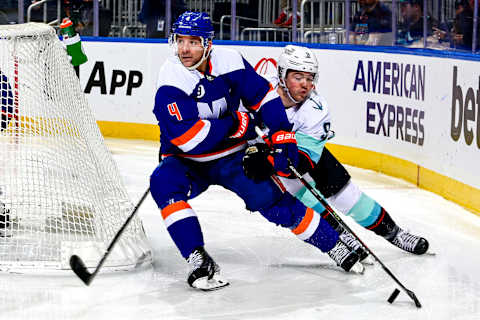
[{"left": 0, "top": 0, "right": 478, "bottom": 53}]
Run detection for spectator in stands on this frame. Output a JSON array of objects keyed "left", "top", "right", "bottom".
[
  {"left": 274, "top": 0, "right": 301, "bottom": 27},
  {"left": 453, "top": 0, "right": 480, "bottom": 50},
  {"left": 350, "top": 0, "right": 392, "bottom": 45},
  {"left": 397, "top": 0, "right": 438, "bottom": 45},
  {"left": 0, "top": 0, "right": 18, "bottom": 24},
  {"left": 64, "top": 0, "right": 113, "bottom": 37},
  {"left": 138, "top": 0, "right": 186, "bottom": 38}
]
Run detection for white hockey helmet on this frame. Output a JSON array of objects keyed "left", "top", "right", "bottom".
[
  {"left": 278, "top": 45, "right": 318, "bottom": 84},
  {"left": 277, "top": 45, "right": 318, "bottom": 103}
]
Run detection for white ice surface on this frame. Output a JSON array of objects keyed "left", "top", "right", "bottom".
[{"left": 1, "top": 138, "right": 479, "bottom": 320}]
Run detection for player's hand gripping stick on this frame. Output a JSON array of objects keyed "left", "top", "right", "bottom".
[{"left": 254, "top": 127, "right": 422, "bottom": 308}]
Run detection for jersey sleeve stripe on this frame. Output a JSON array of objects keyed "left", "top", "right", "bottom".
[
  {"left": 171, "top": 120, "right": 211, "bottom": 152},
  {"left": 162, "top": 141, "right": 247, "bottom": 162},
  {"left": 248, "top": 83, "right": 278, "bottom": 111}
]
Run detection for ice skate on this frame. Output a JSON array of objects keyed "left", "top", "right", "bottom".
[
  {"left": 390, "top": 228, "right": 429, "bottom": 255},
  {"left": 187, "top": 247, "right": 229, "bottom": 291},
  {"left": 327, "top": 240, "right": 365, "bottom": 274},
  {"left": 339, "top": 230, "right": 373, "bottom": 265}
]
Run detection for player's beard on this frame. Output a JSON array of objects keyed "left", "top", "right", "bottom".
[{"left": 179, "top": 56, "right": 199, "bottom": 68}]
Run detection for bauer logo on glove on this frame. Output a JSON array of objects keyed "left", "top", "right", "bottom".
[
  {"left": 228, "top": 111, "right": 258, "bottom": 140},
  {"left": 229, "top": 111, "right": 250, "bottom": 139},
  {"left": 271, "top": 131, "right": 296, "bottom": 143},
  {"left": 270, "top": 130, "right": 299, "bottom": 177}
]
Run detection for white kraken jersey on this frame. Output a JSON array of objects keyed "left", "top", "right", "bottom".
[
  {"left": 259, "top": 75, "right": 336, "bottom": 197},
  {"left": 285, "top": 91, "right": 333, "bottom": 158},
  {"left": 266, "top": 75, "right": 334, "bottom": 163}
]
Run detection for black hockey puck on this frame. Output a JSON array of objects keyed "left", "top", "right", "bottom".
[{"left": 388, "top": 288, "right": 401, "bottom": 304}]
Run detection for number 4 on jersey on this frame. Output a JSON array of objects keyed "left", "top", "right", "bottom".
[{"left": 168, "top": 102, "right": 183, "bottom": 121}]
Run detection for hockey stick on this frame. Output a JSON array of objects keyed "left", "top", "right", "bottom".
[
  {"left": 255, "top": 127, "right": 421, "bottom": 308},
  {"left": 70, "top": 187, "right": 151, "bottom": 286}
]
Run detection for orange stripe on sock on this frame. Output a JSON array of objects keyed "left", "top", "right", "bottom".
[
  {"left": 292, "top": 208, "right": 314, "bottom": 235},
  {"left": 161, "top": 201, "right": 191, "bottom": 220},
  {"left": 367, "top": 208, "right": 385, "bottom": 230}
]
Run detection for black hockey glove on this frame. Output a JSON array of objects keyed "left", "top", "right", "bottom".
[
  {"left": 228, "top": 111, "right": 258, "bottom": 140},
  {"left": 242, "top": 143, "right": 274, "bottom": 182}
]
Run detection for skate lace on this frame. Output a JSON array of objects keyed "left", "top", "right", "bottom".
[
  {"left": 328, "top": 242, "right": 349, "bottom": 265},
  {"left": 339, "top": 231, "right": 361, "bottom": 250},
  {"left": 393, "top": 230, "right": 419, "bottom": 252},
  {"left": 187, "top": 250, "right": 204, "bottom": 270}
]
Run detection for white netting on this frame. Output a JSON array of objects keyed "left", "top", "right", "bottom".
[{"left": 0, "top": 23, "right": 152, "bottom": 272}]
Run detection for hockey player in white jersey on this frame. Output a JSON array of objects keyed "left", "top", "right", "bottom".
[{"left": 243, "top": 45, "right": 429, "bottom": 256}]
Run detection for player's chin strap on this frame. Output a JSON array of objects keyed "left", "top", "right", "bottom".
[
  {"left": 254, "top": 126, "right": 423, "bottom": 309},
  {"left": 169, "top": 34, "right": 212, "bottom": 71},
  {"left": 186, "top": 41, "right": 212, "bottom": 71}
]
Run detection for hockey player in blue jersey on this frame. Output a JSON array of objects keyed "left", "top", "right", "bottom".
[
  {"left": 243, "top": 45, "right": 429, "bottom": 256},
  {"left": 150, "top": 12, "right": 365, "bottom": 291}
]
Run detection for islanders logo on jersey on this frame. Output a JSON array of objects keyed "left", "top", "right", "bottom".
[{"left": 196, "top": 85, "right": 205, "bottom": 98}]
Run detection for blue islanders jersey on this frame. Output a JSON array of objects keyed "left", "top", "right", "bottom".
[{"left": 154, "top": 47, "right": 290, "bottom": 162}]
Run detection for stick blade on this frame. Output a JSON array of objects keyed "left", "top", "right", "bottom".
[
  {"left": 406, "top": 289, "right": 422, "bottom": 308},
  {"left": 388, "top": 288, "right": 422, "bottom": 308},
  {"left": 69, "top": 255, "right": 93, "bottom": 286}
]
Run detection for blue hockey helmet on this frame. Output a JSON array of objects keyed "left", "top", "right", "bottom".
[
  {"left": 172, "top": 11, "right": 214, "bottom": 41},
  {"left": 171, "top": 12, "right": 214, "bottom": 70}
]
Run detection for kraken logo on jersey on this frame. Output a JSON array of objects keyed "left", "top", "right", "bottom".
[
  {"left": 196, "top": 85, "right": 206, "bottom": 98},
  {"left": 309, "top": 97, "right": 323, "bottom": 110}
]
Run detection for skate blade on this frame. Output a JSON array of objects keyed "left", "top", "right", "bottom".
[
  {"left": 360, "top": 255, "right": 375, "bottom": 266},
  {"left": 349, "top": 262, "right": 365, "bottom": 275},
  {"left": 191, "top": 274, "right": 230, "bottom": 291}
]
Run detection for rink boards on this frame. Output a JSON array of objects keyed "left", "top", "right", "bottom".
[{"left": 74, "top": 38, "right": 480, "bottom": 216}]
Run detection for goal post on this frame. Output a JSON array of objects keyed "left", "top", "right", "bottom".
[{"left": 0, "top": 23, "right": 152, "bottom": 272}]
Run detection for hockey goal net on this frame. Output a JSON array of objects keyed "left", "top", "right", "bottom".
[{"left": 0, "top": 23, "right": 152, "bottom": 272}]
